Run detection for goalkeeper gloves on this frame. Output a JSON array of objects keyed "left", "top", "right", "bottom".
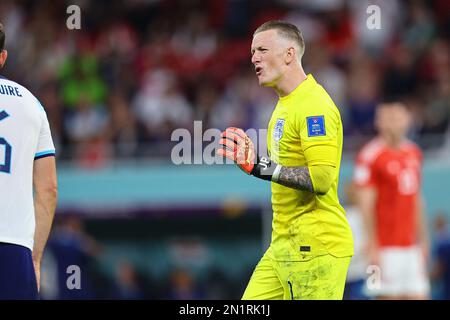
[{"left": 216, "top": 127, "right": 280, "bottom": 181}]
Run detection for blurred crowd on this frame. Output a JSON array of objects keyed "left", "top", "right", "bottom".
[
  {"left": 1, "top": 0, "right": 450, "bottom": 299},
  {"left": 0, "top": 0, "right": 449, "bottom": 167},
  {"left": 39, "top": 209, "right": 450, "bottom": 300},
  {"left": 39, "top": 216, "right": 253, "bottom": 300}
]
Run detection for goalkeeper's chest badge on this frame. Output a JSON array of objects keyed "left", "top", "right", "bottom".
[{"left": 273, "top": 118, "right": 285, "bottom": 142}]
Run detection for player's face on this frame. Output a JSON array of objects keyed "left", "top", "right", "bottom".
[
  {"left": 376, "top": 104, "right": 411, "bottom": 139},
  {"left": 251, "top": 30, "right": 287, "bottom": 87}
]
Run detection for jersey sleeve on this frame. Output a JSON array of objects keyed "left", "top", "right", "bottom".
[
  {"left": 298, "top": 102, "right": 340, "bottom": 167},
  {"left": 353, "top": 150, "right": 376, "bottom": 188},
  {"left": 35, "top": 100, "right": 55, "bottom": 160}
]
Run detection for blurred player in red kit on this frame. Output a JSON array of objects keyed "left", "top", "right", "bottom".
[{"left": 353, "top": 102, "right": 430, "bottom": 299}]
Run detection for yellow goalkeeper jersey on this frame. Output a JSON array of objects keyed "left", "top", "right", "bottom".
[{"left": 266, "top": 74, "right": 354, "bottom": 261}]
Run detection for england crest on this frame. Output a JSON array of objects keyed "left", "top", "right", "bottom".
[{"left": 273, "top": 118, "right": 285, "bottom": 142}]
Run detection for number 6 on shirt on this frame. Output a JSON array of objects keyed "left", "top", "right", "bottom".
[{"left": 0, "top": 110, "right": 11, "bottom": 173}]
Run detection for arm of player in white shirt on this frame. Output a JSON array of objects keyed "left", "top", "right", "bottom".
[{"left": 32, "top": 155, "right": 58, "bottom": 291}]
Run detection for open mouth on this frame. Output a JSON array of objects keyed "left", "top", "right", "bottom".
[{"left": 255, "top": 66, "right": 263, "bottom": 76}]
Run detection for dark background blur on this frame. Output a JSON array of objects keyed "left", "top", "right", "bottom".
[{"left": 0, "top": 0, "right": 449, "bottom": 299}]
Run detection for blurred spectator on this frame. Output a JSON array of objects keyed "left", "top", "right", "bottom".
[
  {"left": 343, "top": 182, "right": 369, "bottom": 300},
  {"left": 401, "top": 0, "right": 436, "bottom": 54},
  {"left": 166, "top": 267, "right": 205, "bottom": 300},
  {"left": 41, "top": 216, "right": 102, "bottom": 300},
  {"left": 132, "top": 68, "right": 194, "bottom": 143},
  {"left": 382, "top": 43, "right": 418, "bottom": 101},
  {"left": 64, "top": 94, "right": 109, "bottom": 143},
  {"left": 431, "top": 214, "right": 450, "bottom": 300},
  {"left": 209, "top": 69, "right": 260, "bottom": 130},
  {"left": 96, "top": 21, "right": 139, "bottom": 94},
  {"left": 105, "top": 93, "right": 140, "bottom": 159},
  {"left": 417, "top": 40, "right": 450, "bottom": 148},
  {"left": 63, "top": 93, "right": 111, "bottom": 168},
  {"left": 420, "top": 77, "right": 450, "bottom": 148},
  {"left": 346, "top": 49, "right": 380, "bottom": 136},
  {"left": 203, "top": 268, "right": 235, "bottom": 299},
  {"left": 168, "top": 11, "right": 217, "bottom": 78},
  {"left": 59, "top": 53, "right": 107, "bottom": 108},
  {"left": 349, "top": 0, "right": 401, "bottom": 56},
  {"left": 306, "top": 39, "right": 347, "bottom": 119},
  {"left": 39, "top": 81, "right": 64, "bottom": 150},
  {"left": 109, "top": 260, "right": 146, "bottom": 300},
  {"left": 192, "top": 81, "right": 220, "bottom": 128}
]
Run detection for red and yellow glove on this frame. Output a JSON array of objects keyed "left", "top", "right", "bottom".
[
  {"left": 217, "top": 127, "right": 255, "bottom": 174},
  {"left": 217, "top": 127, "right": 278, "bottom": 181}
]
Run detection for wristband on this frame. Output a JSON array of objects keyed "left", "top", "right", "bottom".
[{"left": 250, "top": 156, "right": 279, "bottom": 181}]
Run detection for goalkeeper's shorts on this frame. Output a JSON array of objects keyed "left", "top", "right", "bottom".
[{"left": 242, "top": 247, "right": 351, "bottom": 300}]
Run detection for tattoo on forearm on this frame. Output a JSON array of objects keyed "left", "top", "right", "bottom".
[{"left": 276, "top": 166, "right": 314, "bottom": 192}]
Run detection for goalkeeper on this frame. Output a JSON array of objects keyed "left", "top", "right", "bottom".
[{"left": 217, "top": 21, "right": 354, "bottom": 300}]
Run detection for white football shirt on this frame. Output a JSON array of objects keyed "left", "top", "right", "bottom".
[{"left": 0, "top": 75, "right": 55, "bottom": 250}]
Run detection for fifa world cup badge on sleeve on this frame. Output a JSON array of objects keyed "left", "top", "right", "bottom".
[
  {"left": 307, "top": 115, "right": 326, "bottom": 137},
  {"left": 273, "top": 118, "right": 285, "bottom": 142}
]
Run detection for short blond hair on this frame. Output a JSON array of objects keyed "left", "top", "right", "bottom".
[{"left": 254, "top": 20, "right": 305, "bottom": 59}]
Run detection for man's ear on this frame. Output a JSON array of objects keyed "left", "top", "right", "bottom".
[
  {"left": 0, "top": 50, "right": 7, "bottom": 69},
  {"left": 285, "top": 47, "right": 296, "bottom": 64}
]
